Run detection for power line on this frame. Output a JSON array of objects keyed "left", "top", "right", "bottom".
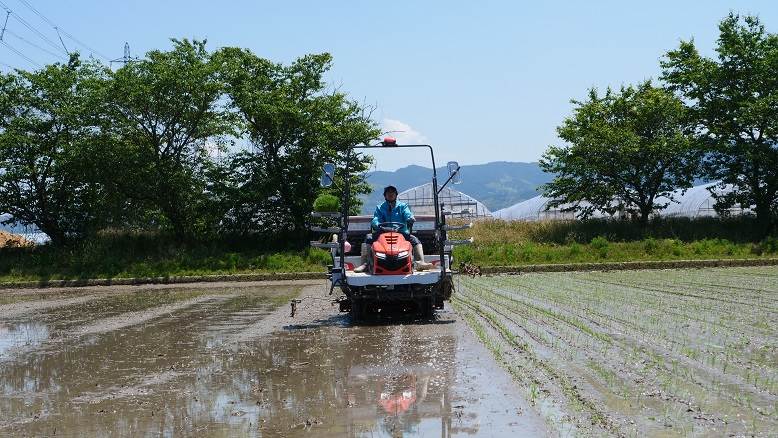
[
  {"left": 57, "top": 27, "right": 109, "bottom": 60},
  {"left": 5, "top": 28, "right": 66, "bottom": 60},
  {"left": 0, "top": 0, "right": 65, "bottom": 55},
  {"left": 13, "top": 0, "right": 110, "bottom": 61},
  {"left": 15, "top": 0, "right": 54, "bottom": 28},
  {"left": 13, "top": 0, "right": 68, "bottom": 54},
  {"left": 0, "top": 39, "right": 41, "bottom": 67}
]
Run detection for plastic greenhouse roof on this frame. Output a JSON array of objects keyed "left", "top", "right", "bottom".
[
  {"left": 493, "top": 195, "right": 551, "bottom": 220},
  {"left": 398, "top": 183, "right": 492, "bottom": 217},
  {"left": 658, "top": 182, "right": 737, "bottom": 217},
  {"left": 494, "top": 182, "right": 745, "bottom": 221}
]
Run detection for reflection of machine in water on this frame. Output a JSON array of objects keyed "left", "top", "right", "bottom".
[
  {"left": 379, "top": 375, "right": 418, "bottom": 415},
  {"left": 346, "top": 365, "right": 437, "bottom": 435},
  {"left": 338, "top": 329, "right": 459, "bottom": 437},
  {"left": 256, "top": 320, "right": 462, "bottom": 437}
]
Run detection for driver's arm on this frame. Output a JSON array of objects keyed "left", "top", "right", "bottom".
[
  {"left": 370, "top": 205, "right": 383, "bottom": 232},
  {"left": 403, "top": 205, "right": 415, "bottom": 230}
]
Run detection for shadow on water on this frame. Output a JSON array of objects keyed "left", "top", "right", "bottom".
[{"left": 0, "top": 285, "right": 525, "bottom": 437}]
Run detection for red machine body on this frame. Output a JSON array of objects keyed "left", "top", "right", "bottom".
[{"left": 371, "top": 231, "right": 413, "bottom": 275}]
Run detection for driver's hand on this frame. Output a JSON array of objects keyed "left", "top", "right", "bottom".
[{"left": 407, "top": 218, "right": 415, "bottom": 229}]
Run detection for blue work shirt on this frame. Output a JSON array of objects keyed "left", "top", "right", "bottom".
[{"left": 371, "top": 201, "right": 415, "bottom": 235}]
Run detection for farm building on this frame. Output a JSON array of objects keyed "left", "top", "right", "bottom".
[
  {"left": 398, "top": 183, "right": 491, "bottom": 218},
  {"left": 493, "top": 182, "right": 750, "bottom": 221}
]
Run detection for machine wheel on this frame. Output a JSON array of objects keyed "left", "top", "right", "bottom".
[
  {"left": 420, "top": 297, "right": 435, "bottom": 319},
  {"left": 351, "top": 299, "right": 367, "bottom": 322}
]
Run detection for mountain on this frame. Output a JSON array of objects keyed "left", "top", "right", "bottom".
[{"left": 360, "top": 161, "right": 553, "bottom": 213}]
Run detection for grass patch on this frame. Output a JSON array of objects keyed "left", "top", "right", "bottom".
[
  {"left": 452, "top": 217, "right": 777, "bottom": 267},
  {"left": 0, "top": 231, "right": 331, "bottom": 283},
  {"left": 1, "top": 216, "right": 775, "bottom": 282}
]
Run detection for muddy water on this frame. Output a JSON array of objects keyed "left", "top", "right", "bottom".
[{"left": 0, "top": 283, "right": 545, "bottom": 437}]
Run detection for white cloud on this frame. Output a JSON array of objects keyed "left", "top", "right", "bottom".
[{"left": 381, "top": 118, "right": 427, "bottom": 145}]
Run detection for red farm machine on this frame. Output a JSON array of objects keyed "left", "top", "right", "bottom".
[{"left": 311, "top": 138, "right": 473, "bottom": 320}]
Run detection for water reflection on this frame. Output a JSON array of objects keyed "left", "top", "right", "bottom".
[
  {"left": 0, "top": 321, "right": 50, "bottom": 358},
  {"left": 0, "top": 288, "right": 471, "bottom": 437},
  {"left": 0, "top": 321, "right": 49, "bottom": 355},
  {"left": 256, "top": 325, "right": 458, "bottom": 437}
]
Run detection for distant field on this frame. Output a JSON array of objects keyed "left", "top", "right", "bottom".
[{"left": 453, "top": 266, "right": 778, "bottom": 436}]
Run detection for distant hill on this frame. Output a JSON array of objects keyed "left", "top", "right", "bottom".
[{"left": 360, "top": 161, "right": 552, "bottom": 213}]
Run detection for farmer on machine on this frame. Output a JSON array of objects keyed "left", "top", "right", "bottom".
[{"left": 354, "top": 185, "right": 433, "bottom": 273}]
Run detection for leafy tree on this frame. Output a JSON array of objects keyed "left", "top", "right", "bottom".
[
  {"left": 661, "top": 13, "right": 778, "bottom": 234},
  {"left": 0, "top": 57, "right": 111, "bottom": 244},
  {"left": 107, "top": 39, "right": 232, "bottom": 237},
  {"left": 216, "top": 49, "right": 378, "bottom": 240},
  {"left": 540, "top": 82, "right": 700, "bottom": 223}
]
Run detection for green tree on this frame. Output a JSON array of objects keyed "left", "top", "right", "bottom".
[
  {"left": 540, "top": 82, "right": 700, "bottom": 223},
  {"left": 0, "top": 57, "right": 111, "bottom": 244},
  {"left": 661, "top": 13, "right": 778, "bottom": 234},
  {"left": 216, "top": 49, "right": 378, "bottom": 240},
  {"left": 107, "top": 39, "right": 232, "bottom": 237}
]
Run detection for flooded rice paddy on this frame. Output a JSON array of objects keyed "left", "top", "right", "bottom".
[
  {"left": 0, "top": 281, "right": 544, "bottom": 437},
  {"left": 2, "top": 266, "right": 776, "bottom": 436}
]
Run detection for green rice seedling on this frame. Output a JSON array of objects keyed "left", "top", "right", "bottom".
[{"left": 529, "top": 384, "right": 539, "bottom": 405}]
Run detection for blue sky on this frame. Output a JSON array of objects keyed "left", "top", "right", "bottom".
[{"left": 1, "top": 1, "right": 777, "bottom": 171}]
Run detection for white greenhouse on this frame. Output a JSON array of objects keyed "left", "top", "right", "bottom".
[
  {"left": 398, "top": 183, "right": 492, "bottom": 218},
  {"left": 658, "top": 182, "right": 749, "bottom": 218},
  {"left": 492, "top": 196, "right": 610, "bottom": 221},
  {"left": 493, "top": 182, "right": 751, "bottom": 222}
]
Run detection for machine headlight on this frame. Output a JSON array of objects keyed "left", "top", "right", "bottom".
[
  {"left": 375, "top": 252, "right": 387, "bottom": 259},
  {"left": 397, "top": 250, "right": 409, "bottom": 258}
]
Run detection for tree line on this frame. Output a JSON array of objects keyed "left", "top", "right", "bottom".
[
  {"left": 0, "top": 40, "right": 378, "bottom": 245},
  {"left": 541, "top": 13, "right": 778, "bottom": 235}
]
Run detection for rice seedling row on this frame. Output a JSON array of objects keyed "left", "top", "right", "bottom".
[{"left": 455, "top": 266, "right": 778, "bottom": 436}]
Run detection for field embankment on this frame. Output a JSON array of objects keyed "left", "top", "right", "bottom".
[
  {"left": 1, "top": 217, "right": 776, "bottom": 284},
  {"left": 0, "top": 232, "right": 329, "bottom": 283}
]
